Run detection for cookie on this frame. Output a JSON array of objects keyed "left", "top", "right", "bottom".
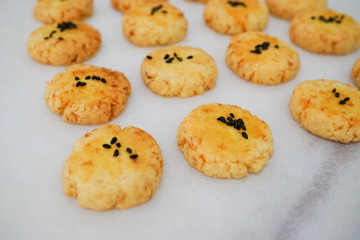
[
  {"left": 265, "top": 0, "right": 327, "bottom": 20},
  {"left": 141, "top": 46, "right": 217, "bottom": 98},
  {"left": 27, "top": 21, "right": 101, "bottom": 65},
  {"left": 289, "top": 79, "right": 360, "bottom": 143},
  {"left": 122, "top": 3, "right": 187, "bottom": 47},
  {"left": 352, "top": 58, "right": 360, "bottom": 88},
  {"left": 111, "top": 0, "right": 167, "bottom": 13},
  {"left": 62, "top": 124, "right": 163, "bottom": 210},
  {"left": 45, "top": 64, "right": 131, "bottom": 125},
  {"left": 177, "top": 103, "right": 273, "bottom": 179},
  {"left": 203, "top": 0, "right": 269, "bottom": 35},
  {"left": 34, "top": 0, "right": 93, "bottom": 24},
  {"left": 226, "top": 31, "right": 300, "bottom": 85},
  {"left": 290, "top": 9, "right": 360, "bottom": 54}
]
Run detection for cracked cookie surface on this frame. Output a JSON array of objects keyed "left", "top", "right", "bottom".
[
  {"left": 45, "top": 64, "right": 131, "bottom": 125},
  {"left": 289, "top": 79, "right": 360, "bottom": 143},
  {"left": 177, "top": 103, "right": 273, "bottom": 179}
]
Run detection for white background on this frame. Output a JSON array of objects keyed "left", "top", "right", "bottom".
[{"left": 0, "top": 0, "right": 359, "bottom": 239}]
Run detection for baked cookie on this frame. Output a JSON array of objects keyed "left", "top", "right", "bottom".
[
  {"left": 111, "top": 0, "right": 167, "bottom": 13},
  {"left": 141, "top": 46, "right": 217, "bottom": 97},
  {"left": 63, "top": 124, "right": 163, "bottom": 210},
  {"left": 34, "top": 0, "right": 93, "bottom": 24},
  {"left": 289, "top": 79, "right": 360, "bottom": 143},
  {"left": 226, "top": 31, "right": 300, "bottom": 85},
  {"left": 290, "top": 9, "right": 360, "bottom": 55},
  {"left": 27, "top": 21, "right": 101, "bottom": 65},
  {"left": 352, "top": 58, "right": 360, "bottom": 88},
  {"left": 265, "top": 0, "right": 327, "bottom": 20},
  {"left": 203, "top": 0, "right": 269, "bottom": 35},
  {"left": 122, "top": 3, "right": 187, "bottom": 47},
  {"left": 177, "top": 103, "right": 273, "bottom": 179},
  {"left": 45, "top": 64, "right": 131, "bottom": 125}
]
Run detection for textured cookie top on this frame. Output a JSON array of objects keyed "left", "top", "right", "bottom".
[
  {"left": 45, "top": 64, "right": 131, "bottom": 125},
  {"left": 111, "top": 0, "right": 168, "bottom": 13},
  {"left": 226, "top": 31, "right": 300, "bottom": 85},
  {"left": 122, "top": 3, "right": 187, "bottom": 46},
  {"left": 290, "top": 79, "right": 360, "bottom": 143},
  {"left": 265, "top": 0, "right": 327, "bottom": 20},
  {"left": 34, "top": 0, "right": 93, "bottom": 24},
  {"left": 290, "top": 9, "right": 360, "bottom": 54},
  {"left": 352, "top": 58, "right": 360, "bottom": 88},
  {"left": 177, "top": 103, "right": 273, "bottom": 178},
  {"left": 203, "top": 0, "right": 269, "bottom": 35},
  {"left": 62, "top": 124, "right": 163, "bottom": 210},
  {"left": 27, "top": 21, "right": 101, "bottom": 65},
  {"left": 141, "top": 46, "right": 217, "bottom": 97}
]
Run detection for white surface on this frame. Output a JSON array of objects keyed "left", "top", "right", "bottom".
[{"left": 1, "top": 1, "right": 360, "bottom": 240}]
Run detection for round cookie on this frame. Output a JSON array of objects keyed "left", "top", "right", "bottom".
[
  {"left": 290, "top": 9, "right": 360, "bottom": 55},
  {"left": 289, "top": 79, "right": 360, "bottom": 143},
  {"left": 352, "top": 58, "right": 360, "bottom": 88},
  {"left": 226, "top": 31, "right": 300, "bottom": 85},
  {"left": 177, "top": 103, "right": 273, "bottom": 179},
  {"left": 34, "top": 0, "right": 93, "bottom": 24},
  {"left": 203, "top": 0, "right": 269, "bottom": 35},
  {"left": 45, "top": 64, "right": 131, "bottom": 125},
  {"left": 141, "top": 46, "right": 217, "bottom": 98},
  {"left": 265, "top": 0, "right": 327, "bottom": 20},
  {"left": 122, "top": 3, "right": 187, "bottom": 47},
  {"left": 62, "top": 124, "right": 163, "bottom": 210},
  {"left": 111, "top": 0, "right": 167, "bottom": 13},
  {"left": 27, "top": 21, "right": 101, "bottom": 65}
]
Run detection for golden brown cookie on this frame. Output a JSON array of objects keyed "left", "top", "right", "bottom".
[
  {"left": 203, "top": 0, "right": 269, "bottom": 35},
  {"left": 226, "top": 31, "right": 300, "bottom": 85},
  {"left": 34, "top": 0, "right": 93, "bottom": 24},
  {"left": 122, "top": 3, "right": 187, "bottom": 47},
  {"left": 290, "top": 9, "right": 360, "bottom": 54},
  {"left": 265, "top": 0, "right": 327, "bottom": 20},
  {"left": 289, "top": 79, "right": 360, "bottom": 143},
  {"left": 63, "top": 124, "right": 163, "bottom": 211},
  {"left": 27, "top": 21, "right": 101, "bottom": 65},
  {"left": 177, "top": 103, "right": 273, "bottom": 179},
  {"left": 141, "top": 46, "right": 217, "bottom": 98},
  {"left": 111, "top": 0, "right": 168, "bottom": 13},
  {"left": 352, "top": 58, "right": 360, "bottom": 88},
  {"left": 45, "top": 64, "right": 131, "bottom": 125}
]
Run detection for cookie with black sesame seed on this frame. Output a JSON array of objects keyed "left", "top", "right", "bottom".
[
  {"left": 111, "top": 0, "right": 167, "bottom": 13},
  {"left": 34, "top": 0, "right": 93, "bottom": 24},
  {"left": 226, "top": 31, "right": 300, "bottom": 85},
  {"left": 141, "top": 46, "right": 217, "bottom": 97},
  {"left": 122, "top": 3, "right": 187, "bottom": 47},
  {"left": 62, "top": 124, "right": 163, "bottom": 210},
  {"left": 289, "top": 79, "right": 360, "bottom": 143},
  {"left": 265, "top": 0, "right": 327, "bottom": 20},
  {"left": 177, "top": 103, "right": 273, "bottom": 179},
  {"left": 290, "top": 9, "right": 360, "bottom": 54},
  {"left": 203, "top": 0, "right": 269, "bottom": 35},
  {"left": 45, "top": 64, "right": 131, "bottom": 125},
  {"left": 27, "top": 21, "right": 101, "bottom": 65},
  {"left": 352, "top": 58, "right": 360, "bottom": 88}
]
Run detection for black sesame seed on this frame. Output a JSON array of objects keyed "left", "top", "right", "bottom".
[
  {"left": 332, "top": 88, "right": 336, "bottom": 93},
  {"left": 44, "top": 37, "right": 49, "bottom": 40},
  {"left": 241, "top": 124, "right": 246, "bottom": 131},
  {"left": 76, "top": 81, "right": 82, "bottom": 87},
  {"left": 250, "top": 49, "right": 262, "bottom": 54},
  {"left": 151, "top": 4, "right": 163, "bottom": 15},
  {"left": 103, "top": 144, "right": 111, "bottom": 149},
  {"left": 126, "top": 148, "right": 132, "bottom": 153},
  {"left": 228, "top": 1, "right": 247, "bottom": 7},
  {"left": 75, "top": 76, "right": 80, "bottom": 81},
  {"left": 80, "top": 82, "right": 87, "bottom": 86},
  {"left": 344, "top": 97, "right": 350, "bottom": 101},
  {"left": 235, "top": 123, "right": 241, "bottom": 130},
  {"left": 187, "top": 55, "right": 193, "bottom": 59},
  {"left": 242, "top": 132, "right": 248, "bottom": 139},
  {"left": 238, "top": 118, "right": 244, "bottom": 124},
  {"left": 111, "top": 137, "right": 117, "bottom": 144},
  {"left": 113, "top": 149, "right": 119, "bottom": 157},
  {"left": 335, "top": 92, "right": 340, "bottom": 98},
  {"left": 146, "top": 55, "right": 152, "bottom": 60},
  {"left": 339, "top": 100, "right": 346, "bottom": 105},
  {"left": 262, "top": 41, "right": 270, "bottom": 50},
  {"left": 164, "top": 54, "right": 170, "bottom": 60},
  {"left": 275, "top": 45, "right": 279, "bottom": 49},
  {"left": 130, "top": 154, "right": 138, "bottom": 159},
  {"left": 217, "top": 116, "right": 226, "bottom": 123},
  {"left": 85, "top": 76, "right": 91, "bottom": 80},
  {"left": 58, "top": 37, "right": 64, "bottom": 40},
  {"left": 162, "top": 10, "right": 168, "bottom": 14},
  {"left": 166, "top": 57, "right": 174, "bottom": 63},
  {"left": 116, "top": 142, "right": 121, "bottom": 148},
  {"left": 230, "top": 113, "right": 235, "bottom": 118},
  {"left": 311, "top": 16, "right": 316, "bottom": 20},
  {"left": 101, "top": 78, "right": 107, "bottom": 83}
]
